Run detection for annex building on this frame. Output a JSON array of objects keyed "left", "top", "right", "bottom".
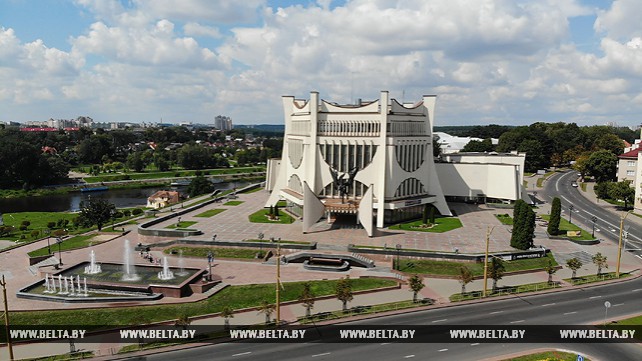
[{"left": 265, "top": 91, "right": 528, "bottom": 236}]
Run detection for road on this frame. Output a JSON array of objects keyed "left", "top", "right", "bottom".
[
  {"left": 542, "top": 170, "right": 642, "bottom": 258},
  {"left": 132, "top": 276, "right": 642, "bottom": 361}
]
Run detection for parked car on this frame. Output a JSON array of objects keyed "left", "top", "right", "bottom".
[{"left": 571, "top": 182, "right": 578, "bottom": 187}]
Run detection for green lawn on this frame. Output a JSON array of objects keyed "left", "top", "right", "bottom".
[
  {"left": 28, "top": 235, "right": 97, "bottom": 257},
  {"left": 500, "top": 351, "right": 590, "bottom": 361},
  {"left": 248, "top": 209, "right": 295, "bottom": 224},
  {"left": 0, "top": 212, "right": 90, "bottom": 242},
  {"left": 388, "top": 217, "right": 463, "bottom": 233},
  {"left": 83, "top": 166, "right": 265, "bottom": 183},
  {"left": 541, "top": 214, "right": 593, "bottom": 240},
  {"left": 613, "top": 313, "right": 642, "bottom": 325},
  {"left": 223, "top": 201, "right": 244, "bottom": 206},
  {"left": 564, "top": 272, "right": 630, "bottom": 285},
  {"left": 165, "top": 221, "right": 197, "bottom": 229},
  {"left": 450, "top": 281, "right": 560, "bottom": 302},
  {"left": 194, "top": 209, "right": 226, "bottom": 218},
  {"left": 397, "top": 253, "right": 558, "bottom": 276},
  {"left": 495, "top": 213, "right": 513, "bottom": 225},
  {"left": 8, "top": 278, "right": 397, "bottom": 329},
  {"left": 165, "top": 246, "right": 260, "bottom": 259}
]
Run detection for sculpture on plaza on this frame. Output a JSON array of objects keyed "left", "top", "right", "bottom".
[{"left": 330, "top": 166, "right": 359, "bottom": 203}]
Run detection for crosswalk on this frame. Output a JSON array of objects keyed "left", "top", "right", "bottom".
[{"left": 554, "top": 251, "right": 594, "bottom": 265}]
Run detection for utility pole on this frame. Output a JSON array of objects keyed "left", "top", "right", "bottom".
[
  {"left": 1, "top": 275, "right": 14, "bottom": 361},
  {"left": 483, "top": 226, "right": 495, "bottom": 298},
  {"left": 616, "top": 211, "right": 631, "bottom": 278}
]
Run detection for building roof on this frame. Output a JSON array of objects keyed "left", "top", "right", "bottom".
[
  {"left": 618, "top": 148, "right": 641, "bottom": 159},
  {"left": 148, "top": 190, "right": 180, "bottom": 203}
]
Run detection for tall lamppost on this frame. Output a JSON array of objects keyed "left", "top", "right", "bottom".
[
  {"left": 45, "top": 228, "right": 51, "bottom": 254},
  {"left": 591, "top": 216, "right": 597, "bottom": 238},
  {"left": 483, "top": 226, "right": 496, "bottom": 298},
  {"left": 568, "top": 205, "right": 574, "bottom": 223},
  {"left": 56, "top": 237, "right": 63, "bottom": 266},
  {"left": 616, "top": 211, "right": 632, "bottom": 278},
  {"left": 395, "top": 244, "right": 402, "bottom": 271},
  {"left": 207, "top": 251, "right": 213, "bottom": 281}
]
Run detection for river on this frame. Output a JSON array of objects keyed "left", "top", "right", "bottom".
[{"left": 0, "top": 181, "right": 247, "bottom": 213}]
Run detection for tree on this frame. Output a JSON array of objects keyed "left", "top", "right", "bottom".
[
  {"left": 566, "top": 258, "right": 583, "bottom": 279},
  {"left": 221, "top": 306, "right": 234, "bottom": 331},
  {"left": 544, "top": 259, "right": 558, "bottom": 285},
  {"left": 608, "top": 181, "right": 635, "bottom": 209},
  {"left": 174, "top": 313, "right": 191, "bottom": 330},
  {"left": 187, "top": 175, "right": 214, "bottom": 197},
  {"left": 257, "top": 300, "right": 275, "bottom": 325},
  {"left": 462, "top": 138, "right": 494, "bottom": 152},
  {"left": 408, "top": 274, "right": 425, "bottom": 303},
  {"left": 594, "top": 182, "right": 610, "bottom": 200},
  {"left": 487, "top": 257, "right": 505, "bottom": 293},
  {"left": 511, "top": 200, "right": 535, "bottom": 250},
  {"left": 335, "top": 276, "right": 353, "bottom": 311},
  {"left": 298, "top": 282, "right": 315, "bottom": 318},
  {"left": 126, "top": 151, "right": 146, "bottom": 172},
  {"left": 547, "top": 197, "right": 561, "bottom": 235},
  {"left": 592, "top": 252, "right": 608, "bottom": 276},
  {"left": 77, "top": 199, "right": 115, "bottom": 231},
  {"left": 585, "top": 150, "right": 617, "bottom": 183},
  {"left": 458, "top": 266, "right": 474, "bottom": 294}
]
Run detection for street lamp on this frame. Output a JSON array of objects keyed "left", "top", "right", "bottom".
[
  {"left": 56, "top": 237, "right": 63, "bottom": 266},
  {"left": 616, "top": 211, "right": 632, "bottom": 278},
  {"left": 483, "top": 226, "right": 496, "bottom": 298},
  {"left": 395, "top": 244, "right": 402, "bottom": 271},
  {"left": 568, "top": 205, "right": 574, "bottom": 223},
  {"left": 45, "top": 228, "right": 51, "bottom": 255},
  {"left": 207, "top": 251, "right": 213, "bottom": 281},
  {"left": 591, "top": 216, "right": 597, "bottom": 238},
  {"left": 177, "top": 216, "right": 182, "bottom": 228}
]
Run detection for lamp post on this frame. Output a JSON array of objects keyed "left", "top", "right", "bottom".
[
  {"left": 177, "top": 216, "right": 182, "bottom": 228},
  {"left": 1, "top": 275, "right": 15, "bottom": 361},
  {"left": 56, "top": 237, "right": 63, "bottom": 266},
  {"left": 45, "top": 229, "right": 51, "bottom": 255},
  {"left": 207, "top": 251, "right": 213, "bottom": 281},
  {"left": 616, "top": 211, "right": 632, "bottom": 278},
  {"left": 483, "top": 226, "right": 496, "bottom": 298},
  {"left": 591, "top": 216, "right": 597, "bottom": 238},
  {"left": 275, "top": 239, "right": 281, "bottom": 326},
  {"left": 395, "top": 244, "right": 402, "bottom": 271},
  {"left": 568, "top": 205, "right": 574, "bottom": 224}
]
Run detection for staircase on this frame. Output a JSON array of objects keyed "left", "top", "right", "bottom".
[
  {"left": 350, "top": 252, "right": 375, "bottom": 267},
  {"left": 28, "top": 256, "right": 59, "bottom": 276},
  {"left": 203, "top": 282, "right": 229, "bottom": 297}
]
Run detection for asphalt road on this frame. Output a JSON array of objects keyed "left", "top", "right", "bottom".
[
  {"left": 541, "top": 170, "right": 642, "bottom": 258},
  {"left": 132, "top": 277, "right": 642, "bottom": 361}
]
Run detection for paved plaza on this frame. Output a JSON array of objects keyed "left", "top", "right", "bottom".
[{"left": 2, "top": 184, "right": 642, "bottom": 359}]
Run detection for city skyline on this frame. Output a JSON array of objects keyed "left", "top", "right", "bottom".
[{"left": 1, "top": 0, "right": 641, "bottom": 127}]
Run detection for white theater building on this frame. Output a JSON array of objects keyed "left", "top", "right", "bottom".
[{"left": 265, "top": 91, "right": 529, "bottom": 236}]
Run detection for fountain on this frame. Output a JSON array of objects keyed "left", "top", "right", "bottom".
[
  {"left": 122, "top": 239, "right": 140, "bottom": 281},
  {"left": 158, "top": 256, "right": 175, "bottom": 280},
  {"left": 84, "top": 250, "right": 102, "bottom": 274},
  {"left": 176, "top": 250, "right": 188, "bottom": 276},
  {"left": 69, "top": 276, "right": 75, "bottom": 295}
]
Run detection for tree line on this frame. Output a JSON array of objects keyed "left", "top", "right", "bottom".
[
  {"left": 0, "top": 125, "right": 283, "bottom": 189},
  {"left": 459, "top": 123, "right": 636, "bottom": 173}
]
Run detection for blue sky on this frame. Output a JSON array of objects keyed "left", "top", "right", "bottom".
[{"left": 2, "top": 0, "right": 642, "bottom": 127}]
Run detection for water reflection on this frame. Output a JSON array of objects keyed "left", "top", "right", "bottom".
[{"left": 0, "top": 181, "right": 246, "bottom": 213}]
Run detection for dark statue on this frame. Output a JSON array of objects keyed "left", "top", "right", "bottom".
[{"left": 330, "top": 166, "right": 359, "bottom": 203}]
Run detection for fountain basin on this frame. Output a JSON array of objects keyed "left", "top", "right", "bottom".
[{"left": 18, "top": 261, "right": 209, "bottom": 302}]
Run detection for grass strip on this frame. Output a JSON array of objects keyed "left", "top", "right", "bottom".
[
  {"left": 194, "top": 209, "right": 226, "bottom": 218},
  {"left": 388, "top": 217, "right": 463, "bottom": 233}
]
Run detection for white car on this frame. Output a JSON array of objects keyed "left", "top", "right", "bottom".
[{"left": 571, "top": 182, "right": 578, "bottom": 187}]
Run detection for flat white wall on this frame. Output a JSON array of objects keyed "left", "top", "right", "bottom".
[{"left": 435, "top": 163, "right": 520, "bottom": 200}]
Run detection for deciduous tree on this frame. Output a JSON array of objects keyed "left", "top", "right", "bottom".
[{"left": 408, "top": 274, "right": 425, "bottom": 303}]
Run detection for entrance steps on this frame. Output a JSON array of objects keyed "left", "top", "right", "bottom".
[{"left": 28, "top": 256, "right": 60, "bottom": 276}]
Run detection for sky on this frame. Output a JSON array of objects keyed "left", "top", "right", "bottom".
[{"left": 1, "top": 0, "right": 642, "bottom": 127}]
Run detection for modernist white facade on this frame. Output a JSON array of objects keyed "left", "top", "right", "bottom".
[{"left": 265, "top": 91, "right": 527, "bottom": 236}]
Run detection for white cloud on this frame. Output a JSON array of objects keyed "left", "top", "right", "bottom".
[
  {"left": 183, "top": 22, "right": 222, "bottom": 38},
  {"left": 594, "top": 0, "right": 642, "bottom": 39}
]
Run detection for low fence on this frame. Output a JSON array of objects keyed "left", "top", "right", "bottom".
[
  {"left": 348, "top": 244, "right": 548, "bottom": 262},
  {"left": 140, "top": 239, "right": 317, "bottom": 252}
]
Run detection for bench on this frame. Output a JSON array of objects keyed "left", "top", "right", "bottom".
[{"left": 309, "top": 257, "right": 343, "bottom": 265}]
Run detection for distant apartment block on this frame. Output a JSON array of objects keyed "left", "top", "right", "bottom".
[{"left": 215, "top": 115, "right": 233, "bottom": 131}]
